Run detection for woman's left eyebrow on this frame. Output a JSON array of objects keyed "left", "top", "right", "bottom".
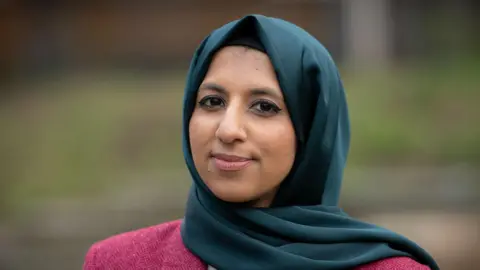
[{"left": 249, "top": 87, "right": 282, "bottom": 100}]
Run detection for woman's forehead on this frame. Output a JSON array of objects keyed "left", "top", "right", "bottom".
[
  {"left": 208, "top": 46, "right": 271, "bottom": 69},
  {"left": 201, "top": 46, "right": 282, "bottom": 93}
]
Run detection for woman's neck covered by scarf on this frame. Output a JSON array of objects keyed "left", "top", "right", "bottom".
[{"left": 180, "top": 14, "right": 438, "bottom": 270}]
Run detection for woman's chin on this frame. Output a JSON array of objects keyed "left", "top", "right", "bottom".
[
  {"left": 209, "top": 186, "right": 275, "bottom": 208},
  {"left": 209, "top": 186, "right": 257, "bottom": 204}
]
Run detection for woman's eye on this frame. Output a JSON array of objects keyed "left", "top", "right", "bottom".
[
  {"left": 198, "top": 96, "right": 224, "bottom": 109},
  {"left": 252, "top": 100, "right": 281, "bottom": 116}
]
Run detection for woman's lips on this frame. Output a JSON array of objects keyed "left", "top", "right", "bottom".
[{"left": 211, "top": 153, "right": 253, "bottom": 171}]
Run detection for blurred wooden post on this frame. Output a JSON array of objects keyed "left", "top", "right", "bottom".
[{"left": 341, "top": 0, "right": 391, "bottom": 69}]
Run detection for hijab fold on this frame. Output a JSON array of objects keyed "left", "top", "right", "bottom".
[{"left": 181, "top": 14, "right": 438, "bottom": 270}]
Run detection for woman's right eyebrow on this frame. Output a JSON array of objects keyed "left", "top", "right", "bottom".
[{"left": 199, "top": 82, "right": 227, "bottom": 94}]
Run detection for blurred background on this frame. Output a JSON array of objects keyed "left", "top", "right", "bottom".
[{"left": 0, "top": 0, "right": 478, "bottom": 269}]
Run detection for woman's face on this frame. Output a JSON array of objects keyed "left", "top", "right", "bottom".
[{"left": 189, "top": 46, "right": 296, "bottom": 207}]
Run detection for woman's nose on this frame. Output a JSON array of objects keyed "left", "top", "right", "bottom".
[{"left": 215, "top": 107, "right": 247, "bottom": 144}]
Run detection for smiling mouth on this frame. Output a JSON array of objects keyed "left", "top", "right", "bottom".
[{"left": 210, "top": 153, "right": 253, "bottom": 172}]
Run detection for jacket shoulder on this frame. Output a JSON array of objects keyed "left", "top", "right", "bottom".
[
  {"left": 83, "top": 219, "right": 201, "bottom": 270},
  {"left": 356, "top": 257, "right": 431, "bottom": 270}
]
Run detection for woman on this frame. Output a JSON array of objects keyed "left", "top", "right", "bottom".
[{"left": 84, "top": 15, "right": 439, "bottom": 270}]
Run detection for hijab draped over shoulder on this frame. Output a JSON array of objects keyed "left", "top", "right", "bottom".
[{"left": 180, "top": 14, "right": 438, "bottom": 270}]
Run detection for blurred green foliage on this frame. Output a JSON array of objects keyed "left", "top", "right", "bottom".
[
  {"left": 0, "top": 59, "right": 478, "bottom": 217},
  {"left": 347, "top": 59, "right": 480, "bottom": 165}
]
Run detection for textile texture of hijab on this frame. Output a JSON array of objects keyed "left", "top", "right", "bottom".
[{"left": 180, "top": 14, "right": 438, "bottom": 270}]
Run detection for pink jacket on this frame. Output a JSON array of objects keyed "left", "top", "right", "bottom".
[{"left": 83, "top": 220, "right": 430, "bottom": 270}]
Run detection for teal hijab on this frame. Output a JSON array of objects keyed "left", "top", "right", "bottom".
[{"left": 181, "top": 15, "right": 438, "bottom": 270}]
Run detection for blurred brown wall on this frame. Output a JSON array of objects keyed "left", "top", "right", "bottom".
[
  {"left": 0, "top": 1, "right": 341, "bottom": 71},
  {"left": 0, "top": 0, "right": 477, "bottom": 73}
]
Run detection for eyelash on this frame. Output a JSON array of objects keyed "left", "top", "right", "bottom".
[
  {"left": 198, "top": 96, "right": 282, "bottom": 116},
  {"left": 198, "top": 95, "right": 225, "bottom": 109}
]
